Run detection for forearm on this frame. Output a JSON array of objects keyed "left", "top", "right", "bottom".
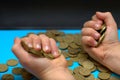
[{"left": 38, "top": 67, "right": 75, "bottom": 80}]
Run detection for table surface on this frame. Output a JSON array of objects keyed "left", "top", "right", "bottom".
[{"left": 0, "top": 30, "right": 120, "bottom": 80}]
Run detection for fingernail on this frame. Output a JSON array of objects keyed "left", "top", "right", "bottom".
[
  {"left": 94, "top": 41, "right": 97, "bottom": 46},
  {"left": 28, "top": 43, "right": 32, "bottom": 48},
  {"left": 36, "top": 44, "right": 41, "bottom": 49},
  {"left": 53, "top": 51, "right": 59, "bottom": 57},
  {"left": 95, "top": 24, "right": 100, "bottom": 30},
  {"left": 43, "top": 46, "right": 49, "bottom": 52},
  {"left": 95, "top": 33, "right": 100, "bottom": 39}
]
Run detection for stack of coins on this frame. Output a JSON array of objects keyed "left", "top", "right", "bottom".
[
  {"left": 21, "top": 41, "right": 55, "bottom": 59},
  {"left": 96, "top": 24, "right": 107, "bottom": 47}
]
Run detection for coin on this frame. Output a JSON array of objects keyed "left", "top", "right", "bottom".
[
  {"left": 73, "top": 72, "right": 85, "bottom": 80},
  {"left": 21, "top": 40, "right": 30, "bottom": 52},
  {"left": 96, "top": 33, "right": 105, "bottom": 47},
  {"left": 97, "top": 65, "right": 110, "bottom": 72},
  {"left": 2, "top": 74, "right": 14, "bottom": 80},
  {"left": 98, "top": 72, "right": 111, "bottom": 79},
  {"left": 64, "top": 35, "right": 74, "bottom": 43},
  {"left": 96, "top": 24, "right": 106, "bottom": 47},
  {"left": 109, "top": 76, "right": 120, "bottom": 80},
  {"left": 82, "top": 60, "right": 94, "bottom": 70},
  {"left": 7, "top": 59, "right": 18, "bottom": 66},
  {"left": 69, "top": 42, "right": 80, "bottom": 49},
  {"left": 100, "top": 24, "right": 106, "bottom": 34},
  {"left": 12, "top": 67, "right": 23, "bottom": 75},
  {"left": 79, "top": 67, "right": 91, "bottom": 76},
  {"left": 0, "top": 64, "right": 8, "bottom": 72},
  {"left": 27, "top": 32, "right": 35, "bottom": 37},
  {"left": 67, "top": 60, "right": 73, "bottom": 66},
  {"left": 58, "top": 42, "right": 68, "bottom": 49},
  {"left": 43, "top": 52, "right": 54, "bottom": 59},
  {"left": 21, "top": 68, "right": 34, "bottom": 80},
  {"left": 85, "top": 74, "right": 95, "bottom": 80}
]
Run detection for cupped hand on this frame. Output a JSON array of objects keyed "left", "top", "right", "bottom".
[{"left": 12, "top": 34, "right": 73, "bottom": 80}]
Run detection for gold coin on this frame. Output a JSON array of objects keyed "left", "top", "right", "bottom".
[
  {"left": 7, "top": 59, "right": 18, "bottom": 66},
  {"left": 2, "top": 74, "right": 14, "bottom": 80},
  {"left": 73, "top": 71, "right": 85, "bottom": 80},
  {"left": 96, "top": 33, "right": 105, "bottom": 47},
  {"left": 96, "top": 24, "right": 106, "bottom": 47},
  {"left": 109, "top": 76, "right": 120, "bottom": 80},
  {"left": 98, "top": 72, "right": 111, "bottom": 79},
  {"left": 85, "top": 74, "right": 95, "bottom": 80},
  {"left": 69, "top": 42, "right": 80, "bottom": 49},
  {"left": 97, "top": 65, "right": 110, "bottom": 72},
  {"left": 67, "top": 60, "right": 73, "bottom": 66},
  {"left": 81, "top": 60, "right": 94, "bottom": 70},
  {"left": 12, "top": 67, "right": 23, "bottom": 75},
  {"left": 64, "top": 35, "right": 74, "bottom": 43},
  {"left": 79, "top": 67, "right": 91, "bottom": 76},
  {"left": 27, "top": 32, "right": 35, "bottom": 37},
  {"left": 58, "top": 42, "right": 69, "bottom": 49},
  {"left": 21, "top": 68, "right": 34, "bottom": 80},
  {"left": 0, "top": 64, "right": 8, "bottom": 72},
  {"left": 100, "top": 24, "right": 106, "bottom": 34}
]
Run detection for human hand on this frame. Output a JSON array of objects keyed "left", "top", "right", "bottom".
[
  {"left": 12, "top": 34, "right": 75, "bottom": 80},
  {"left": 81, "top": 12, "right": 120, "bottom": 74}
]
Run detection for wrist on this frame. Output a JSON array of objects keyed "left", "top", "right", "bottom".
[
  {"left": 38, "top": 67, "right": 75, "bottom": 80},
  {"left": 103, "top": 41, "right": 120, "bottom": 74}
]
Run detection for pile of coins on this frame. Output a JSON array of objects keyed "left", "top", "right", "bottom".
[
  {"left": 96, "top": 24, "right": 107, "bottom": 47},
  {"left": 0, "top": 59, "right": 36, "bottom": 80},
  {"left": 21, "top": 41, "right": 55, "bottom": 59}
]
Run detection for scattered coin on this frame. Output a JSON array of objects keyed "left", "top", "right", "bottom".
[
  {"left": 21, "top": 68, "right": 34, "bottom": 80},
  {"left": 109, "top": 76, "right": 120, "bottom": 80},
  {"left": 12, "top": 67, "right": 23, "bottom": 75},
  {"left": 7, "top": 59, "right": 18, "bottom": 66},
  {"left": 82, "top": 60, "right": 94, "bottom": 70},
  {"left": 98, "top": 72, "right": 111, "bottom": 79},
  {"left": 0, "top": 64, "right": 8, "bottom": 72},
  {"left": 2, "top": 74, "right": 14, "bottom": 80},
  {"left": 79, "top": 67, "right": 91, "bottom": 76},
  {"left": 58, "top": 42, "right": 69, "bottom": 49}
]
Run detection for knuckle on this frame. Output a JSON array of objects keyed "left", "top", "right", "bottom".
[
  {"left": 39, "top": 34, "right": 46, "bottom": 37},
  {"left": 106, "top": 12, "right": 111, "bottom": 15},
  {"left": 12, "top": 45, "right": 16, "bottom": 52},
  {"left": 87, "top": 36, "right": 92, "bottom": 42},
  {"left": 81, "top": 28, "right": 85, "bottom": 35}
]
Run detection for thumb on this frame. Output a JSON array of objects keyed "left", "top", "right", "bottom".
[
  {"left": 12, "top": 37, "right": 29, "bottom": 60},
  {"left": 96, "top": 12, "right": 117, "bottom": 28},
  {"left": 96, "top": 12, "right": 118, "bottom": 43}
]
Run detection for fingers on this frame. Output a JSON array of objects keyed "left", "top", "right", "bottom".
[
  {"left": 28, "top": 34, "right": 41, "bottom": 50},
  {"left": 49, "top": 38, "right": 60, "bottom": 57},
  {"left": 82, "top": 28, "right": 100, "bottom": 40},
  {"left": 82, "top": 36, "right": 97, "bottom": 47},
  {"left": 92, "top": 15, "right": 103, "bottom": 24},
  {"left": 83, "top": 20, "right": 102, "bottom": 30},
  {"left": 39, "top": 34, "right": 51, "bottom": 53},
  {"left": 12, "top": 37, "right": 30, "bottom": 60},
  {"left": 12, "top": 34, "right": 60, "bottom": 60}
]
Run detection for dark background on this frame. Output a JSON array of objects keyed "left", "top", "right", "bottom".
[{"left": 0, "top": 0, "right": 120, "bottom": 29}]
